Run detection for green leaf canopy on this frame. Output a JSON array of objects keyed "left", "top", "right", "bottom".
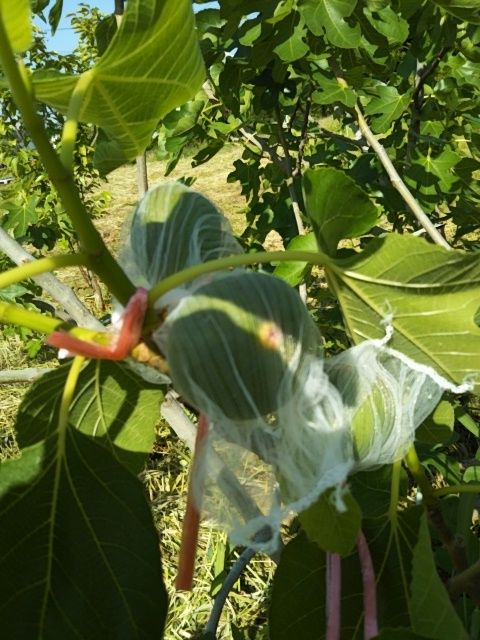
[{"left": 430, "top": 0, "right": 480, "bottom": 23}]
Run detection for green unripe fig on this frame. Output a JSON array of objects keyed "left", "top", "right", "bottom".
[{"left": 159, "top": 271, "right": 322, "bottom": 421}]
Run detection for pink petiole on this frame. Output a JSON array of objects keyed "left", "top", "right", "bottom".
[
  {"left": 176, "top": 414, "right": 209, "bottom": 591},
  {"left": 47, "top": 287, "right": 149, "bottom": 360}
]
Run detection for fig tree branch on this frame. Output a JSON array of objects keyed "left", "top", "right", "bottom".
[
  {"left": 406, "top": 47, "right": 448, "bottom": 162},
  {"left": 327, "top": 55, "right": 451, "bottom": 251},
  {"left": 0, "top": 227, "right": 102, "bottom": 329},
  {"left": 353, "top": 105, "right": 451, "bottom": 250}
]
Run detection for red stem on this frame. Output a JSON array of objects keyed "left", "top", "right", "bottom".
[
  {"left": 175, "top": 414, "right": 209, "bottom": 591},
  {"left": 357, "top": 530, "right": 379, "bottom": 639},
  {"left": 47, "top": 288, "right": 148, "bottom": 360},
  {"left": 326, "top": 552, "right": 342, "bottom": 640}
]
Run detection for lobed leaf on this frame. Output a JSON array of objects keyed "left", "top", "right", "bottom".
[
  {"left": 299, "top": 0, "right": 361, "bottom": 48},
  {"left": 363, "top": 85, "right": 411, "bottom": 133},
  {"left": 274, "top": 24, "right": 309, "bottom": 62},
  {"left": 312, "top": 73, "right": 357, "bottom": 107}
]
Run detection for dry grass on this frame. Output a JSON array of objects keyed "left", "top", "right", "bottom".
[
  {"left": 0, "top": 336, "right": 30, "bottom": 461},
  {"left": 144, "top": 422, "right": 274, "bottom": 639},
  {"left": 95, "top": 144, "right": 247, "bottom": 253}
]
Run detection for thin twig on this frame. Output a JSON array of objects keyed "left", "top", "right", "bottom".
[
  {"left": 327, "top": 56, "right": 451, "bottom": 250},
  {"left": 326, "top": 552, "right": 341, "bottom": 640},
  {"left": 427, "top": 507, "right": 469, "bottom": 575},
  {"left": 204, "top": 547, "right": 256, "bottom": 637},
  {"left": 404, "top": 447, "right": 469, "bottom": 575},
  {"left": 274, "top": 103, "right": 308, "bottom": 301},
  {"left": 0, "top": 368, "right": 51, "bottom": 383},
  {"left": 354, "top": 105, "right": 451, "bottom": 250},
  {"left": 203, "top": 78, "right": 287, "bottom": 170},
  {"left": 238, "top": 125, "right": 286, "bottom": 170},
  {"left": 274, "top": 103, "right": 306, "bottom": 236},
  {"left": 136, "top": 154, "right": 148, "bottom": 198},
  {"left": 357, "top": 530, "right": 378, "bottom": 640},
  {"left": 406, "top": 48, "right": 449, "bottom": 162},
  {"left": 294, "top": 87, "right": 313, "bottom": 178},
  {"left": 413, "top": 47, "right": 449, "bottom": 108}
]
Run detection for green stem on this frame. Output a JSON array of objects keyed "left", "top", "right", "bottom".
[
  {"left": 58, "top": 356, "right": 85, "bottom": 431},
  {"left": 388, "top": 459, "right": 402, "bottom": 524},
  {"left": 0, "top": 301, "right": 103, "bottom": 341},
  {"left": 405, "top": 446, "right": 469, "bottom": 574},
  {"left": 60, "top": 69, "right": 94, "bottom": 169},
  {"left": 433, "top": 484, "right": 480, "bottom": 498},
  {"left": 0, "top": 253, "right": 87, "bottom": 289},
  {"left": 148, "top": 250, "right": 329, "bottom": 305},
  {"left": 404, "top": 445, "right": 436, "bottom": 506},
  {"left": 0, "top": 15, "right": 134, "bottom": 304}
]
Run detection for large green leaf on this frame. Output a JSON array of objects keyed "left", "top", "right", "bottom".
[
  {"left": 303, "top": 167, "right": 379, "bottom": 256},
  {"left": 327, "top": 234, "right": 480, "bottom": 393},
  {"left": 299, "top": 489, "right": 361, "bottom": 555},
  {"left": 0, "top": 0, "right": 32, "bottom": 52},
  {"left": 415, "top": 400, "right": 455, "bottom": 445},
  {"left": 410, "top": 514, "right": 469, "bottom": 639},
  {"left": 16, "top": 360, "right": 164, "bottom": 475},
  {"left": 0, "top": 430, "right": 167, "bottom": 638},
  {"left": 299, "top": 0, "right": 361, "bottom": 47},
  {"left": 350, "top": 465, "right": 408, "bottom": 520},
  {"left": 430, "top": 0, "right": 480, "bottom": 23},
  {"left": 32, "top": 0, "right": 205, "bottom": 171},
  {"left": 364, "top": 5, "right": 409, "bottom": 45}
]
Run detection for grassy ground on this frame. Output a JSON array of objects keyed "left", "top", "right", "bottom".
[
  {"left": 96, "top": 144, "right": 247, "bottom": 252},
  {"left": 0, "top": 144, "right": 274, "bottom": 639}
]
